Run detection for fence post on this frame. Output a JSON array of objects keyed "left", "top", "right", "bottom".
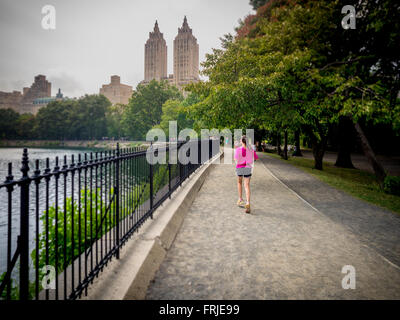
[
  {"left": 179, "top": 142, "right": 183, "bottom": 186},
  {"left": 115, "top": 143, "right": 120, "bottom": 259},
  {"left": 209, "top": 139, "right": 212, "bottom": 161},
  {"left": 168, "top": 145, "right": 171, "bottom": 199},
  {"left": 19, "top": 148, "right": 30, "bottom": 300},
  {"left": 198, "top": 139, "right": 201, "bottom": 167},
  {"left": 149, "top": 142, "right": 154, "bottom": 218}
]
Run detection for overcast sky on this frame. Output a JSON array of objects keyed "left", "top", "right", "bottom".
[{"left": 0, "top": 0, "right": 253, "bottom": 97}]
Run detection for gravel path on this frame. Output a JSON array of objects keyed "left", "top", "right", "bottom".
[{"left": 146, "top": 153, "right": 400, "bottom": 299}]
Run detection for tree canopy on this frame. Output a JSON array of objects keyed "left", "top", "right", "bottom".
[
  {"left": 122, "top": 80, "right": 182, "bottom": 140},
  {"left": 0, "top": 94, "right": 111, "bottom": 140},
  {"left": 187, "top": 0, "right": 399, "bottom": 173},
  {"left": 0, "top": 80, "right": 193, "bottom": 142}
]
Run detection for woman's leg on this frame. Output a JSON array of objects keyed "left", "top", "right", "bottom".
[
  {"left": 244, "top": 177, "right": 251, "bottom": 204},
  {"left": 237, "top": 176, "right": 243, "bottom": 200}
]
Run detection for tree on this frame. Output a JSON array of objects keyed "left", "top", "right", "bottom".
[
  {"left": 355, "top": 122, "right": 387, "bottom": 184},
  {"left": 16, "top": 113, "right": 36, "bottom": 139},
  {"left": 106, "top": 103, "right": 127, "bottom": 139},
  {"left": 0, "top": 108, "right": 19, "bottom": 139},
  {"left": 77, "top": 94, "right": 110, "bottom": 140},
  {"left": 189, "top": 0, "right": 399, "bottom": 177},
  {"left": 189, "top": 2, "right": 336, "bottom": 168},
  {"left": 334, "top": 116, "right": 355, "bottom": 168},
  {"left": 34, "top": 101, "right": 72, "bottom": 140},
  {"left": 334, "top": 0, "right": 400, "bottom": 183},
  {"left": 292, "top": 130, "right": 302, "bottom": 156},
  {"left": 122, "top": 80, "right": 182, "bottom": 140},
  {"left": 33, "top": 95, "right": 110, "bottom": 140},
  {"left": 155, "top": 92, "right": 198, "bottom": 136},
  {"left": 249, "top": 0, "right": 269, "bottom": 10}
]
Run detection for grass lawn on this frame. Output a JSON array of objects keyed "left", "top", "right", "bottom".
[{"left": 265, "top": 152, "right": 400, "bottom": 215}]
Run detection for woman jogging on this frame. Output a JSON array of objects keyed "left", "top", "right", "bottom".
[{"left": 234, "top": 135, "right": 259, "bottom": 213}]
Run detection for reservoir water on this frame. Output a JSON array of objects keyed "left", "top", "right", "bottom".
[{"left": 0, "top": 147, "right": 99, "bottom": 277}]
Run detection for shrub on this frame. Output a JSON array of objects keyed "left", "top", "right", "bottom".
[{"left": 383, "top": 175, "right": 400, "bottom": 196}]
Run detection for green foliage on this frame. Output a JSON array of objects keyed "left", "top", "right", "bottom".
[
  {"left": 0, "top": 272, "right": 19, "bottom": 300},
  {"left": 1, "top": 156, "right": 173, "bottom": 299},
  {"left": 34, "top": 99, "right": 75, "bottom": 140},
  {"left": 0, "top": 268, "right": 36, "bottom": 300},
  {"left": 188, "top": 0, "right": 400, "bottom": 171},
  {"left": 76, "top": 94, "right": 110, "bottom": 140},
  {"left": 122, "top": 80, "right": 182, "bottom": 140},
  {"left": 249, "top": 0, "right": 269, "bottom": 10},
  {"left": 16, "top": 114, "right": 36, "bottom": 138},
  {"left": 106, "top": 103, "right": 127, "bottom": 138},
  {"left": 0, "top": 108, "right": 20, "bottom": 139},
  {"left": 31, "top": 188, "right": 114, "bottom": 281},
  {"left": 156, "top": 93, "right": 197, "bottom": 136},
  {"left": 33, "top": 94, "right": 111, "bottom": 140},
  {"left": 1, "top": 81, "right": 195, "bottom": 143},
  {"left": 0, "top": 108, "right": 37, "bottom": 140},
  {"left": 0, "top": 95, "right": 112, "bottom": 141},
  {"left": 25, "top": 158, "right": 170, "bottom": 297},
  {"left": 384, "top": 176, "right": 400, "bottom": 196}
]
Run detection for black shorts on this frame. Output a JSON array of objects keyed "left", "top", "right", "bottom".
[{"left": 236, "top": 167, "right": 252, "bottom": 177}]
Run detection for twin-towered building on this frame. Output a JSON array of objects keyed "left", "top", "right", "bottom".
[
  {"left": 143, "top": 16, "right": 199, "bottom": 88},
  {"left": 101, "top": 16, "right": 199, "bottom": 106},
  {"left": 0, "top": 17, "right": 199, "bottom": 114},
  {"left": 144, "top": 20, "right": 168, "bottom": 83}
]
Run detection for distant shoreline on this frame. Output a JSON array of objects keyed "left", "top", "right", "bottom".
[{"left": 0, "top": 140, "right": 145, "bottom": 149}]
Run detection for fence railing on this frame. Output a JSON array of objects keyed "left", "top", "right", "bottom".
[{"left": 0, "top": 139, "right": 220, "bottom": 300}]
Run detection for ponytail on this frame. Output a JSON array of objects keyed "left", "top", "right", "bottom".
[
  {"left": 241, "top": 135, "right": 251, "bottom": 151},
  {"left": 241, "top": 135, "right": 247, "bottom": 146}
]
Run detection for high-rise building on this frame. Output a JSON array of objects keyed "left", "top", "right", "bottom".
[
  {"left": 100, "top": 75, "right": 133, "bottom": 105},
  {"left": 22, "top": 75, "right": 51, "bottom": 104},
  {"left": 141, "top": 17, "right": 199, "bottom": 89},
  {"left": 0, "top": 74, "right": 57, "bottom": 114},
  {"left": 173, "top": 16, "right": 199, "bottom": 87},
  {"left": 144, "top": 21, "right": 168, "bottom": 82}
]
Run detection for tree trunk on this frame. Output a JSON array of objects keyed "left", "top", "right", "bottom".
[
  {"left": 312, "top": 136, "right": 327, "bottom": 170},
  {"left": 335, "top": 116, "right": 355, "bottom": 168},
  {"left": 292, "top": 130, "right": 303, "bottom": 156},
  {"left": 354, "top": 122, "right": 386, "bottom": 186},
  {"left": 282, "top": 131, "right": 288, "bottom": 160},
  {"left": 277, "top": 132, "right": 282, "bottom": 155}
]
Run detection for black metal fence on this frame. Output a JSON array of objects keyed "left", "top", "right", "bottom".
[{"left": 0, "top": 139, "right": 219, "bottom": 300}]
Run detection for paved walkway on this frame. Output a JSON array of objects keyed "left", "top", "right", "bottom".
[
  {"left": 146, "top": 153, "right": 400, "bottom": 299},
  {"left": 262, "top": 154, "right": 400, "bottom": 267}
]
